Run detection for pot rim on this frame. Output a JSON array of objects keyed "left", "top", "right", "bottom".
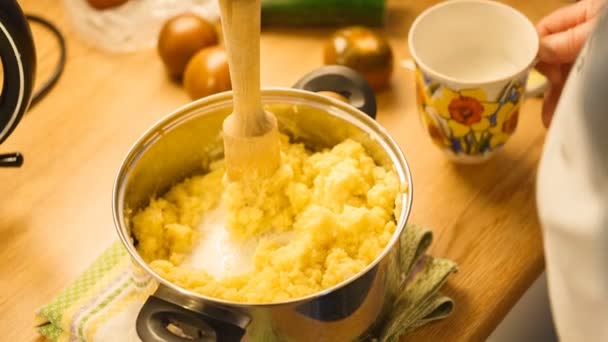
[{"left": 112, "top": 87, "right": 414, "bottom": 308}]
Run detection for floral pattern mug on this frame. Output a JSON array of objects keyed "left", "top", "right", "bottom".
[{"left": 409, "top": 0, "right": 539, "bottom": 163}]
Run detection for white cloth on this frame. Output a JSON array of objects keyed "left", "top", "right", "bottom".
[{"left": 537, "top": 12, "right": 608, "bottom": 342}]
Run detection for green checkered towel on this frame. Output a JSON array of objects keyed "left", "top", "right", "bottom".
[{"left": 35, "top": 224, "right": 457, "bottom": 341}]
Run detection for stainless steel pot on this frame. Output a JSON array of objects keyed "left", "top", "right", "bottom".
[{"left": 113, "top": 66, "right": 413, "bottom": 341}]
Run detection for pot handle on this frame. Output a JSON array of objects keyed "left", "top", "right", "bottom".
[
  {"left": 0, "top": 0, "right": 36, "bottom": 145},
  {"left": 136, "top": 295, "right": 246, "bottom": 342},
  {"left": 292, "top": 65, "right": 377, "bottom": 119}
]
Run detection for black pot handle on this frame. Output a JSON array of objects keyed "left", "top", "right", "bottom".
[
  {"left": 293, "top": 65, "right": 377, "bottom": 119},
  {"left": 0, "top": 0, "right": 36, "bottom": 145},
  {"left": 136, "top": 295, "right": 247, "bottom": 342},
  {"left": 0, "top": 152, "right": 23, "bottom": 167}
]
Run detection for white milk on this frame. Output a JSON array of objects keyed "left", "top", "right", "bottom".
[{"left": 184, "top": 205, "right": 257, "bottom": 279}]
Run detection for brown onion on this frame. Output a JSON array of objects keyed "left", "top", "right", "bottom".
[
  {"left": 324, "top": 26, "right": 393, "bottom": 90},
  {"left": 86, "top": 0, "right": 129, "bottom": 10},
  {"left": 158, "top": 13, "right": 218, "bottom": 79},
  {"left": 183, "top": 46, "right": 231, "bottom": 100}
]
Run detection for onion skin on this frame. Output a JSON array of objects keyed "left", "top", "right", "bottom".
[
  {"left": 86, "top": 0, "right": 129, "bottom": 10},
  {"left": 183, "top": 46, "right": 231, "bottom": 100},
  {"left": 158, "top": 14, "right": 219, "bottom": 79},
  {"left": 324, "top": 26, "right": 393, "bottom": 90}
]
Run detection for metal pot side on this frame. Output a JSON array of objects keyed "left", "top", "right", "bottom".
[{"left": 113, "top": 88, "right": 413, "bottom": 341}]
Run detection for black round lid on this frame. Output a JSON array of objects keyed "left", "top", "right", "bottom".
[{"left": 0, "top": 0, "right": 36, "bottom": 144}]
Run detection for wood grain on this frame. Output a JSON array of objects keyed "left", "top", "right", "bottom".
[{"left": 0, "top": 0, "right": 569, "bottom": 341}]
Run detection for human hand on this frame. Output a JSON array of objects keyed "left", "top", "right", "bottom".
[{"left": 536, "top": 0, "right": 606, "bottom": 127}]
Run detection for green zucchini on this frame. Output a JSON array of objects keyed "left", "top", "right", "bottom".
[{"left": 261, "top": 0, "right": 386, "bottom": 27}]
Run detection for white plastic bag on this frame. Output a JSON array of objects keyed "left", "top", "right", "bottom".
[{"left": 63, "top": 0, "right": 219, "bottom": 53}]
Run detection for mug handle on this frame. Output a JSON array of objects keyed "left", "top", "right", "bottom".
[
  {"left": 293, "top": 65, "right": 377, "bottom": 119},
  {"left": 0, "top": 0, "right": 36, "bottom": 145},
  {"left": 136, "top": 292, "right": 247, "bottom": 342}
]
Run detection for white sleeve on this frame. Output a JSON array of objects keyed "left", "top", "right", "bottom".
[{"left": 536, "top": 10, "right": 608, "bottom": 342}]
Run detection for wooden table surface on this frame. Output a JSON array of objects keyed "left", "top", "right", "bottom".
[{"left": 1, "top": 0, "right": 570, "bottom": 341}]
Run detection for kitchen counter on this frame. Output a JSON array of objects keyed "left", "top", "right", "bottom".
[{"left": 0, "top": 0, "right": 569, "bottom": 340}]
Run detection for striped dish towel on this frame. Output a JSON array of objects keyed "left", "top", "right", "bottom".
[
  {"left": 35, "top": 225, "right": 457, "bottom": 341},
  {"left": 34, "top": 243, "right": 157, "bottom": 341}
]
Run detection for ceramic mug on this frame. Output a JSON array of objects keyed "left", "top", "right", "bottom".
[{"left": 408, "top": 0, "right": 538, "bottom": 163}]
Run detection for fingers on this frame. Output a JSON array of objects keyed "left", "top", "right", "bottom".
[
  {"left": 535, "top": 0, "right": 607, "bottom": 128},
  {"left": 536, "top": 1, "right": 589, "bottom": 36},
  {"left": 538, "top": 17, "right": 598, "bottom": 64},
  {"left": 542, "top": 86, "right": 558, "bottom": 128},
  {"left": 536, "top": 0, "right": 606, "bottom": 64},
  {"left": 542, "top": 83, "right": 565, "bottom": 128},
  {"left": 538, "top": 63, "right": 572, "bottom": 128},
  {"left": 536, "top": 62, "right": 565, "bottom": 88}
]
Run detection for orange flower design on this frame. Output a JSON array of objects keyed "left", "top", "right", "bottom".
[
  {"left": 502, "top": 110, "right": 519, "bottom": 134},
  {"left": 427, "top": 123, "right": 445, "bottom": 147},
  {"left": 416, "top": 79, "right": 426, "bottom": 110},
  {"left": 448, "top": 96, "right": 484, "bottom": 125}
]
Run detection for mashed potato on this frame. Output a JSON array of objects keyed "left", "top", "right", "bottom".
[{"left": 131, "top": 134, "right": 404, "bottom": 303}]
